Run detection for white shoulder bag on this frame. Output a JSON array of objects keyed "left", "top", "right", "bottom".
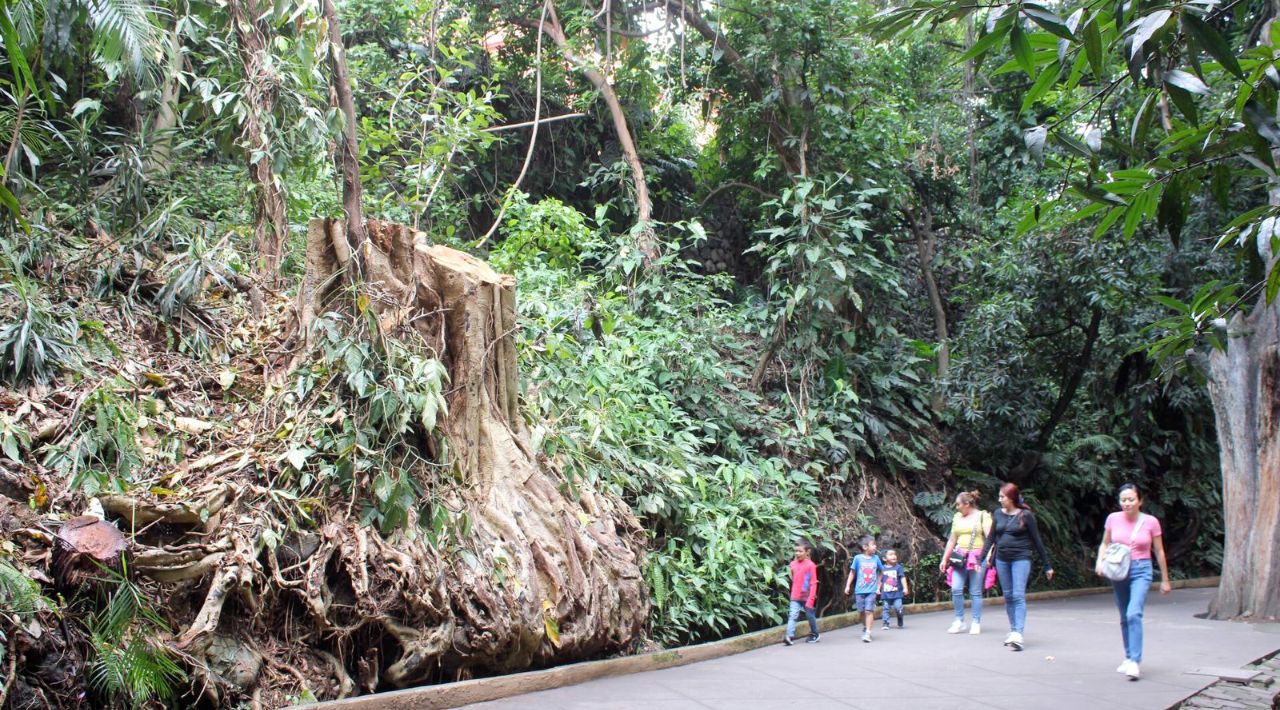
[{"left": 1099, "top": 514, "right": 1145, "bottom": 582}]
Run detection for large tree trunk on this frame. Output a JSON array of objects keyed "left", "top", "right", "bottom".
[
  {"left": 292, "top": 217, "right": 648, "bottom": 684},
  {"left": 228, "top": 0, "right": 289, "bottom": 289},
  {"left": 1207, "top": 258, "right": 1280, "bottom": 620}
]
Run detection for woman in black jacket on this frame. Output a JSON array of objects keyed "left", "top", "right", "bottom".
[{"left": 981, "top": 482, "right": 1054, "bottom": 651}]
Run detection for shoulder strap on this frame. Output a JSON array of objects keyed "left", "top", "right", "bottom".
[{"left": 1128, "top": 514, "right": 1145, "bottom": 545}]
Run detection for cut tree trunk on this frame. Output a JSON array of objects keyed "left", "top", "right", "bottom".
[
  {"left": 1206, "top": 272, "right": 1280, "bottom": 621},
  {"left": 295, "top": 217, "right": 648, "bottom": 685}
]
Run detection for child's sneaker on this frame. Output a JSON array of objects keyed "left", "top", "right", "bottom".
[
  {"left": 783, "top": 636, "right": 794, "bottom": 646},
  {"left": 862, "top": 631, "right": 871, "bottom": 643},
  {"left": 968, "top": 622, "right": 982, "bottom": 635},
  {"left": 947, "top": 619, "right": 965, "bottom": 634},
  {"left": 882, "top": 621, "right": 891, "bottom": 630},
  {"left": 806, "top": 633, "right": 820, "bottom": 643}
]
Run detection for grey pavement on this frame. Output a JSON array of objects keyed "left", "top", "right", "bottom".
[{"left": 460, "top": 588, "right": 1280, "bottom": 710}]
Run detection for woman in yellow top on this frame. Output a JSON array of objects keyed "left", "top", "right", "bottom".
[{"left": 937, "top": 490, "right": 992, "bottom": 634}]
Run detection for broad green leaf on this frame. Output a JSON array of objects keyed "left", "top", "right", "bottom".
[
  {"left": 0, "top": 4, "right": 33, "bottom": 97},
  {"left": 1157, "top": 177, "right": 1186, "bottom": 248},
  {"left": 1181, "top": 12, "right": 1244, "bottom": 79},
  {"left": 1244, "top": 99, "right": 1280, "bottom": 147},
  {"left": 1267, "top": 258, "right": 1280, "bottom": 304},
  {"left": 1084, "top": 17, "right": 1104, "bottom": 78},
  {"left": 1023, "top": 4, "right": 1075, "bottom": 40},
  {"left": 1021, "top": 61, "right": 1061, "bottom": 115},
  {"left": 956, "top": 25, "right": 1008, "bottom": 63},
  {"left": 1131, "top": 92, "right": 1158, "bottom": 147},
  {"left": 1130, "top": 10, "right": 1172, "bottom": 60},
  {"left": 1164, "top": 69, "right": 1209, "bottom": 95},
  {"left": 1165, "top": 84, "right": 1199, "bottom": 126},
  {"left": 1010, "top": 21, "right": 1035, "bottom": 77}
]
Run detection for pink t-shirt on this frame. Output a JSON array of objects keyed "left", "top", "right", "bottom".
[{"left": 1105, "top": 512, "right": 1163, "bottom": 560}]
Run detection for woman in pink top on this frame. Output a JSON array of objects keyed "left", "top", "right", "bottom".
[{"left": 1094, "top": 483, "right": 1171, "bottom": 680}]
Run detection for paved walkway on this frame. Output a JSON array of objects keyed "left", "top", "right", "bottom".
[{"left": 461, "top": 588, "right": 1280, "bottom": 710}]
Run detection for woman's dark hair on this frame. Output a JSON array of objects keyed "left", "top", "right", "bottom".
[
  {"left": 956, "top": 489, "right": 981, "bottom": 507},
  {"left": 1000, "top": 482, "right": 1031, "bottom": 527},
  {"left": 1118, "top": 483, "right": 1142, "bottom": 499},
  {"left": 1000, "top": 482, "right": 1030, "bottom": 510}
]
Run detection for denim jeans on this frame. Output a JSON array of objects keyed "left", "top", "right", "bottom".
[
  {"left": 995, "top": 557, "right": 1031, "bottom": 633},
  {"left": 882, "top": 597, "right": 904, "bottom": 625},
  {"left": 1113, "top": 558, "right": 1153, "bottom": 662},
  {"left": 786, "top": 600, "right": 818, "bottom": 639},
  {"left": 951, "top": 563, "right": 984, "bottom": 622}
]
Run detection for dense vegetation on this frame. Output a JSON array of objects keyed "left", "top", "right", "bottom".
[{"left": 0, "top": 0, "right": 1274, "bottom": 705}]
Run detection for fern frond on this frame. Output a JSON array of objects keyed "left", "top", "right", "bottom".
[{"left": 0, "top": 559, "right": 48, "bottom": 617}]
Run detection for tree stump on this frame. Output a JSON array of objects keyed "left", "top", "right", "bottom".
[
  {"left": 297, "top": 217, "right": 648, "bottom": 685},
  {"left": 53, "top": 514, "right": 128, "bottom": 589}
]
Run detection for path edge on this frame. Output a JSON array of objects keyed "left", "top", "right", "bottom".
[{"left": 300, "top": 576, "right": 1221, "bottom": 710}]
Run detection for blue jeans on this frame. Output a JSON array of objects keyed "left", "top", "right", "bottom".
[
  {"left": 786, "top": 600, "right": 817, "bottom": 639},
  {"left": 951, "top": 564, "right": 984, "bottom": 622},
  {"left": 995, "top": 558, "right": 1031, "bottom": 633},
  {"left": 1112, "top": 559, "right": 1153, "bottom": 663},
  {"left": 882, "top": 597, "right": 903, "bottom": 625}
]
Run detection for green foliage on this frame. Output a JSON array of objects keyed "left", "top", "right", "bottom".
[
  {"left": 515, "top": 225, "right": 833, "bottom": 644},
  {"left": 0, "top": 268, "right": 82, "bottom": 385},
  {"left": 490, "top": 194, "right": 598, "bottom": 272},
  {"left": 43, "top": 378, "right": 146, "bottom": 495},
  {"left": 85, "top": 568, "right": 186, "bottom": 708},
  {"left": 278, "top": 308, "right": 449, "bottom": 533},
  {"left": 874, "top": 0, "right": 1280, "bottom": 358},
  {"left": 0, "top": 557, "right": 49, "bottom": 619}
]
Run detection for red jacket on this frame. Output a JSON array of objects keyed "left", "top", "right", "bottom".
[{"left": 790, "top": 559, "right": 818, "bottom": 607}]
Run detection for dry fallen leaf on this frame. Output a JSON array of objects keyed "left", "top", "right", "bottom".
[{"left": 174, "top": 416, "right": 215, "bottom": 435}]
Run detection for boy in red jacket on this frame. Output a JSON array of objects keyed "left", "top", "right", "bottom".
[{"left": 784, "top": 539, "right": 820, "bottom": 646}]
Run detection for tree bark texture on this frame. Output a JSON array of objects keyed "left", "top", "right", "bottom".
[
  {"left": 295, "top": 217, "right": 648, "bottom": 684},
  {"left": 1207, "top": 264, "right": 1280, "bottom": 620},
  {"left": 906, "top": 203, "right": 949, "bottom": 413},
  {"left": 228, "top": 0, "right": 289, "bottom": 288},
  {"left": 321, "top": 0, "right": 368, "bottom": 252}
]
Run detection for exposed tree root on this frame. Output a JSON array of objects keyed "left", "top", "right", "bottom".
[{"left": 2, "top": 218, "right": 649, "bottom": 706}]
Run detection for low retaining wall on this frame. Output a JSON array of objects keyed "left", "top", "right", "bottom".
[{"left": 302, "top": 577, "right": 1221, "bottom": 710}]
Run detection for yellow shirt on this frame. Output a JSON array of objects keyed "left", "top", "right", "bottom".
[{"left": 951, "top": 511, "right": 990, "bottom": 551}]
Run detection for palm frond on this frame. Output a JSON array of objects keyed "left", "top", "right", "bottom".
[{"left": 83, "top": 0, "right": 165, "bottom": 82}]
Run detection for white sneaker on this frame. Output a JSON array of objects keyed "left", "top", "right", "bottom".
[
  {"left": 1003, "top": 632, "right": 1015, "bottom": 645},
  {"left": 947, "top": 620, "right": 965, "bottom": 634},
  {"left": 1008, "top": 632, "right": 1023, "bottom": 650},
  {"left": 1116, "top": 660, "right": 1132, "bottom": 673},
  {"left": 1126, "top": 662, "right": 1140, "bottom": 680},
  {"left": 969, "top": 622, "right": 982, "bottom": 635},
  {"left": 862, "top": 631, "right": 872, "bottom": 643}
]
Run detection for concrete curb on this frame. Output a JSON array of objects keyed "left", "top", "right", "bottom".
[{"left": 303, "top": 576, "right": 1221, "bottom": 710}]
